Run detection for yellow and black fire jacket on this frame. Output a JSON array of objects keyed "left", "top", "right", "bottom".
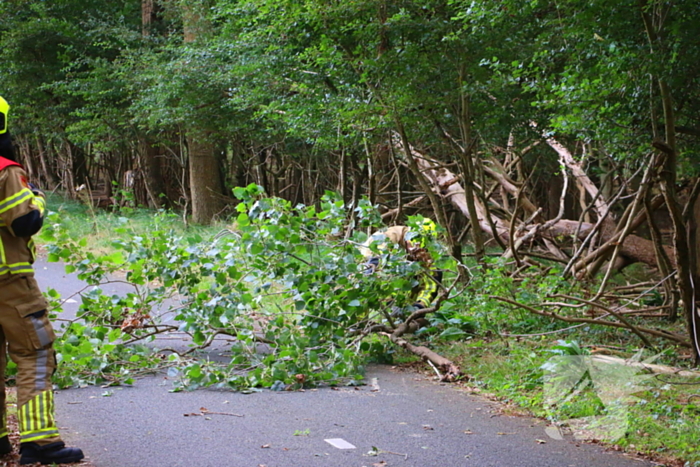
[{"left": 0, "top": 156, "right": 46, "bottom": 278}]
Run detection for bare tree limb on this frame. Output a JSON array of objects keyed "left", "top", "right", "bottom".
[
  {"left": 549, "top": 294, "right": 655, "bottom": 348},
  {"left": 537, "top": 128, "right": 610, "bottom": 220},
  {"left": 492, "top": 295, "right": 690, "bottom": 347}
]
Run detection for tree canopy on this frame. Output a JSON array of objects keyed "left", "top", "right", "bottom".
[{"left": 2, "top": 0, "right": 700, "bottom": 388}]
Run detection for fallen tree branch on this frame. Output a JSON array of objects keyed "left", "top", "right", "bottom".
[
  {"left": 562, "top": 170, "right": 620, "bottom": 274},
  {"left": 384, "top": 332, "right": 462, "bottom": 382},
  {"left": 548, "top": 293, "right": 655, "bottom": 348},
  {"left": 589, "top": 154, "right": 655, "bottom": 293},
  {"left": 392, "top": 137, "right": 669, "bottom": 270},
  {"left": 590, "top": 354, "right": 700, "bottom": 378},
  {"left": 379, "top": 284, "right": 464, "bottom": 382},
  {"left": 491, "top": 295, "right": 690, "bottom": 347},
  {"left": 536, "top": 126, "right": 610, "bottom": 219}
]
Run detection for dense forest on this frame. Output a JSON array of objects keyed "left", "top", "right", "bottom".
[{"left": 1, "top": 1, "right": 699, "bottom": 368}]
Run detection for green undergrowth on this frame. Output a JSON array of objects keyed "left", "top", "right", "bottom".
[{"left": 43, "top": 191, "right": 224, "bottom": 254}]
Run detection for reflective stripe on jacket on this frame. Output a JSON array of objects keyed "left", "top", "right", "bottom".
[{"left": 414, "top": 268, "right": 439, "bottom": 308}]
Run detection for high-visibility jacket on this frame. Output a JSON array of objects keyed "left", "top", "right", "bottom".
[
  {"left": 0, "top": 104, "right": 62, "bottom": 447},
  {"left": 0, "top": 156, "right": 46, "bottom": 277},
  {"left": 0, "top": 156, "right": 60, "bottom": 446}
]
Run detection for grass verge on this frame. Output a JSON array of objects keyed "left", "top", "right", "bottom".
[
  {"left": 425, "top": 338, "right": 700, "bottom": 467},
  {"left": 42, "top": 192, "right": 227, "bottom": 255}
]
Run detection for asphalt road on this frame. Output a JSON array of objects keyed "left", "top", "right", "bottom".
[{"left": 34, "top": 259, "right": 658, "bottom": 467}]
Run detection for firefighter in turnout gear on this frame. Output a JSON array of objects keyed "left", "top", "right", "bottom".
[
  {"left": 360, "top": 219, "right": 443, "bottom": 315},
  {"left": 0, "top": 96, "right": 84, "bottom": 464}
]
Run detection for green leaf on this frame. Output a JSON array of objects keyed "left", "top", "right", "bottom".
[{"left": 438, "top": 327, "right": 467, "bottom": 341}]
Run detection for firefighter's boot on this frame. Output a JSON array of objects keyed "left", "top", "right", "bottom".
[
  {"left": 0, "top": 435, "right": 11, "bottom": 455},
  {"left": 19, "top": 441, "right": 84, "bottom": 465}
]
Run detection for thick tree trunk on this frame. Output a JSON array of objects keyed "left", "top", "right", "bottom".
[
  {"left": 657, "top": 76, "right": 699, "bottom": 361},
  {"left": 551, "top": 219, "right": 672, "bottom": 268},
  {"left": 660, "top": 175, "right": 698, "bottom": 360},
  {"left": 690, "top": 191, "right": 700, "bottom": 325},
  {"left": 188, "top": 136, "right": 225, "bottom": 224},
  {"left": 141, "top": 0, "right": 158, "bottom": 36},
  {"left": 691, "top": 187, "right": 700, "bottom": 289},
  {"left": 182, "top": 1, "right": 224, "bottom": 224},
  {"left": 139, "top": 2, "right": 166, "bottom": 209}
]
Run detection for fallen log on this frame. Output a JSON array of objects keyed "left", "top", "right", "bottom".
[
  {"left": 387, "top": 333, "right": 462, "bottom": 382},
  {"left": 392, "top": 136, "right": 673, "bottom": 270},
  {"left": 379, "top": 295, "right": 464, "bottom": 382},
  {"left": 590, "top": 354, "right": 700, "bottom": 378}
]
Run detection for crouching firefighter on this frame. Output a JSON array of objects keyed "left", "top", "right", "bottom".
[
  {"left": 360, "top": 219, "right": 443, "bottom": 320},
  {"left": 0, "top": 96, "right": 84, "bottom": 464}
]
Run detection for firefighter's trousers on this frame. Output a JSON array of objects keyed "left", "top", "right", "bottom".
[{"left": 0, "top": 274, "right": 62, "bottom": 446}]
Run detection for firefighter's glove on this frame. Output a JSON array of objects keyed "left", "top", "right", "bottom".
[
  {"left": 389, "top": 306, "right": 405, "bottom": 319},
  {"left": 27, "top": 182, "right": 46, "bottom": 216},
  {"left": 363, "top": 257, "right": 379, "bottom": 275},
  {"left": 28, "top": 182, "right": 44, "bottom": 197}
]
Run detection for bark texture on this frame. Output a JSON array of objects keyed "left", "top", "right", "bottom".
[{"left": 188, "top": 136, "right": 225, "bottom": 224}]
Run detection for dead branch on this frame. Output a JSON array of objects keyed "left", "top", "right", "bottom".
[
  {"left": 612, "top": 281, "right": 658, "bottom": 292},
  {"left": 537, "top": 128, "right": 610, "bottom": 219},
  {"left": 507, "top": 191, "right": 522, "bottom": 267},
  {"left": 556, "top": 196, "right": 670, "bottom": 272},
  {"left": 392, "top": 135, "right": 669, "bottom": 271},
  {"left": 590, "top": 154, "right": 655, "bottom": 294},
  {"left": 383, "top": 286, "right": 464, "bottom": 382},
  {"left": 519, "top": 249, "right": 569, "bottom": 264},
  {"left": 590, "top": 354, "right": 700, "bottom": 378},
  {"left": 491, "top": 295, "right": 690, "bottom": 347},
  {"left": 368, "top": 298, "right": 465, "bottom": 383},
  {"left": 644, "top": 176, "right": 678, "bottom": 320},
  {"left": 385, "top": 333, "right": 462, "bottom": 382},
  {"left": 393, "top": 139, "right": 509, "bottom": 241},
  {"left": 391, "top": 128, "right": 450, "bottom": 232},
  {"left": 563, "top": 163, "right": 647, "bottom": 276},
  {"left": 548, "top": 293, "right": 654, "bottom": 348},
  {"left": 482, "top": 162, "right": 540, "bottom": 217},
  {"left": 381, "top": 195, "right": 426, "bottom": 220}
]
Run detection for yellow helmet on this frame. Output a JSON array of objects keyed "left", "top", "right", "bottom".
[
  {"left": 0, "top": 96, "right": 9, "bottom": 135},
  {"left": 418, "top": 217, "right": 437, "bottom": 235},
  {"left": 406, "top": 217, "right": 438, "bottom": 249}
]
